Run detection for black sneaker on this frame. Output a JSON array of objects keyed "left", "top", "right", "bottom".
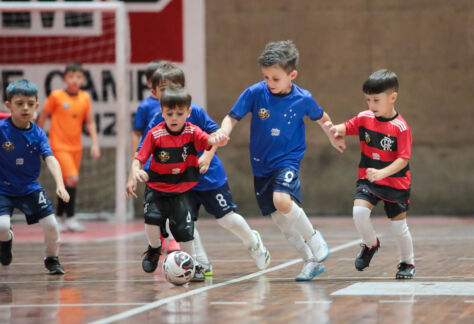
[
  {"left": 142, "top": 245, "right": 161, "bottom": 273},
  {"left": 0, "top": 231, "right": 13, "bottom": 266},
  {"left": 355, "top": 238, "right": 380, "bottom": 271},
  {"left": 396, "top": 262, "right": 415, "bottom": 279},
  {"left": 191, "top": 264, "right": 205, "bottom": 282},
  {"left": 44, "top": 256, "right": 65, "bottom": 275}
]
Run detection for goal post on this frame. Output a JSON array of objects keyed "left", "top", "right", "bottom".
[{"left": 0, "top": 1, "right": 131, "bottom": 222}]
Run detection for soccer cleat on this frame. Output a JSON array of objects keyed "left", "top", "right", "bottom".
[
  {"left": 0, "top": 230, "right": 13, "bottom": 266},
  {"left": 295, "top": 260, "right": 325, "bottom": 281},
  {"left": 191, "top": 264, "right": 206, "bottom": 281},
  {"left": 355, "top": 238, "right": 380, "bottom": 271},
  {"left": 44, "top": 256, "right": 65, "bottom": 275},
  {"left": 142, "top": 245, "right": 161, "bottom": 273},
  {"left": 65, "top": 218, "right": 85, "bottom": 232},
  {"left": 309, "top": 230, "right": 330, "bottom": 263},
  {"left": 203, "top": 262, "right": 213, "bottom": 276},
  {"left": 249, "top": 230, "right": 271, "bottom": 270},
  {"left": 166, "top": 239, "right": 181, "bottom": 253},
  {"left": 396, "top": 262, "right": 415, "bottom": 279}
]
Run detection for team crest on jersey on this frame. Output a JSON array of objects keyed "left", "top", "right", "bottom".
[
  {"left": 158, "top": 150, "right": 170, "bottom": 162},
  {"left": 258, "top": 108, "right": 270, "bottom": 120},
  {"left": 380, "top": 136, "right": 394, "bottom": 151},
  {"left": 2, "top": 141, "right": 14, "bottom": 151},
  {"left": 364, "top": 132, "right": 371, "bottom": 144},
  {"left": 63, "top": 102, "right": 70, "bottom": 110}
]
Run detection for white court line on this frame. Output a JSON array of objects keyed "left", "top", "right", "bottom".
[
  {"left": 379, "top": 300, "right": 416, "bottom": 303},
  {"left": 210, "top": 301, "right": 248, "bottom": 305},
  {"left": 0, "top": 303, "right": 147, "bottom": 308},
  {"left": 465, "top": 300, "right": 474, "bottom": 303},
  {"left": 89, "top": 239, "right": 361, "bottom": 324},
  {"left": 294, "top": 300, "right": 332, "bottom": 304},
  {"left": 458, "top": 257, "right": 474, "bottom": 261}
]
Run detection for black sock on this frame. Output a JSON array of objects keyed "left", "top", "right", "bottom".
[
  {"left": 65, "top": 187, "right": 77, "bottom": 218},
  {"left": 57, "top": 197, "right": 66, "bottom": 217}
]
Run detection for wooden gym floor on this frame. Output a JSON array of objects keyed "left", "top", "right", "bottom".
[{"left": 1, "top": 216, "right": 473, "bottom": 324}]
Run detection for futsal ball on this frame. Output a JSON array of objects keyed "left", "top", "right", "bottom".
[{"left": 162, "top": 251, "right": 195, "bottom": 285}]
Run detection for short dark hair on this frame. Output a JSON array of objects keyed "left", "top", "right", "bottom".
[
  {"left": 160, "top": 86, "right": 191, "bottom": 110},
  {"left": 64, "top": 62, "right": 84, "bottom": 75},
  {"left": 362, "top": 69, "right": 399, "bottom": 94},
  {"left": 151, "top": 62, "right": 185, "bottom": 89},
  {"left": 6, "top": 79, "right": 38, "bottom": 101},
  {"left": 258, "top": 40, "right": 299, "bottom": 73},
  {"left": 145, "top": 59, "right": 165, "bottom": 81}
]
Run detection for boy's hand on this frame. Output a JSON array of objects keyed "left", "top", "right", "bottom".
[
  {"left": 90, "top": 144, "right": 101, "bottom": 160},
  {"left": 198, "top": 154, "right": 212, "bottom": 174},
  {"left": 208, "top": 131, "right": 229, "bottom": 146},
  {"left": 125, "top": 178, "right": 138, "bottom": 199},
  {"left": 324, "top": 121, "right": 340, "bottom": 137},
  {"left": 366, "top": 168, "right": 386, "bottom": 182},
  {"left": 134, "top": 170, "right": 149, "bottom": 183},
  {"left": 57, "top": 187, "right": 70, "bottom": 203},
  {"left": 329, "top": 135, "right": 346, "bottom": 153}
]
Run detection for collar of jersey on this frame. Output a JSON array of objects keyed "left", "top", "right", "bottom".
[
  {"left": 268, "top": 84, "right": 294, "bottom": 98},
  {"left": 165, "top": 123, "right": 186, "bottom": 136},
  {"left": 376, "top": 112, "right": 399, "bottom": 122}
]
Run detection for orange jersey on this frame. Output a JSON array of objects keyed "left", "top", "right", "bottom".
[{"left": 43, "top": 89, "right": 91, "bottom": 151}]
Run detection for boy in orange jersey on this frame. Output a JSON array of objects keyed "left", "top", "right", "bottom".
[{"left": 37, "top": 62, "right": 100, "bottom": 232}]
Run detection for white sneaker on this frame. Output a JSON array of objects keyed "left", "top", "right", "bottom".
[
  {"left": 65, "top": 218, "right": 85, "bottom": 232},
  {"left": 309, "top": 230, "right": 329, "bottom": 263},
  {"left": 249, "top": 230, "right": 270, "bottom": 270},
  {"left": 295, "top": 259, "right": 325, "bottom": 281}
]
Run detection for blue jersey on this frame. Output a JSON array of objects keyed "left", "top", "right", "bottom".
[
  {"left": 0, "top": 118, "right": 53, "bottom": 196},
  {"left": 140, "top": 102, "right": 227, "bottom": 191},
  {"left": 133, "top": 96, "right": 160, "bottom": 133},
  {"left": 229, "top": 81, "right": 324, "bottom": 177}
]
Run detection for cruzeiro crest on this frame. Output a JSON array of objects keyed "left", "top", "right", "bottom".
[
  {"left": 258, "top": 108, "right": 270, "bottom": 120},
  {"left": 2, "top": 141, "right": 14, "bottom": 151},
  {"left": 380, "top": 136, "right": 394, "bottom": 151},
  {"left": 158, "top": 150, "right": 170, "bottom": 162}
]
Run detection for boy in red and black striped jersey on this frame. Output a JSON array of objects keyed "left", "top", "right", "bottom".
[
  {"left": 127, "top": 86, "right": 228, "bottom": 276},
  {"left": 325, "top": 69, "right": 415, "bottom": 279}
]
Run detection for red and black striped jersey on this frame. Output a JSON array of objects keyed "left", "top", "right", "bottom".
[
  {"left": 136, "top": 122, "right": 211, "bottom": 193},
  {"left": 344, "top": 110, "right": 412, "bottom": 203}
]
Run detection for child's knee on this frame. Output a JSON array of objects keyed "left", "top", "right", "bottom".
[
  {"left": 39, "top": 215, "right": 60, "bottom": 243},
  {"left": 353, "top": 206, "right": 371, "bottom": 220},
  {"left": 272, "top": 192, "right": 292, "bottom": 213}
]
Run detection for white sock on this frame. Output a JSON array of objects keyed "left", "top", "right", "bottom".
[
  {"left": 283, "top": 202, "right": 314, "bottom": 241},
  {"left": 0, "top": 215, "right": 12, "bottom": 241},
  {"left": 390, "top": 219, "right": 415, "bottom": 265},
  {"left": 145, "top": 224, "right": 161, "bottom": 248},
  {"left": 271, "top": 211, "right": 313, "bottom": 261},
  {"left": 179, "top": 240, "right": 196, "bottom": 260},
  {"left": 353, "top": 206, "right": 377, "bottom": 247},
  {"left": 193, "top": 227, "right": 209, "bottom": 265},
  {"left": 39, "top": 214, "right": 60, "bottom": 257},
  {"left": 217, "top": 212, "right": 258, "bottom": 249},
  {"left": 165, "top": 219, "right": 175, "bottom": 241}
]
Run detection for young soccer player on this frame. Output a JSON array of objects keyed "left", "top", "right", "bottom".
[
  {"left": 0, "top": 79, "right": 70, "bottom": 274},
  {"left": 127, "top": 63, "right": 271, "bottom": 276},
  {"left": 218, "top": 40, "right": 345, "bottom": 281},
  {"left": 37, "top": 62, "right": 100, "bottom": 232},
  {"left": 131, "top": 60, "right": 181, "bottom": 254},
  {"left": 127, "top": 86, "right": 227, "bottom": 279},
  {"left": 325, "top": 69, "right": 415, "bottom": 279}
]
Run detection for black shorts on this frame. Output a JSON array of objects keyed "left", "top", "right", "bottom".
[
  {"left": 143, "top": 187, "right": 194, "bottom": 242},
  {"left": 354, "top": 185, "right": 409, "bottom": 219}
]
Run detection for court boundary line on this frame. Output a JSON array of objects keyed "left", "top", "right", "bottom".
[{"left": 89, "top": 239, "right": 361, "bottom": 324}]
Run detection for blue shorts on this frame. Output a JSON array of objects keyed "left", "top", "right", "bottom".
[
  {"left": 254, "top": 167, "right": 301, "bottom": 216},
  {"left": 187, "top": 182, "right": 237, "bottom": 220},
  {"left": 0, "top": 189, "right": 55, "bottom": 224}
]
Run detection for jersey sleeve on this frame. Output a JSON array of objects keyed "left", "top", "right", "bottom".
[
  {"left": 38, "top": 128, "right": 53, "bottom": 158},
  {"left": 83, "top": 92, "right": 92, "bottom": 116},
  {"left": 397, "top": 128, "right": 412, "bottom": 160},
  {"left": 43, "top": 91, "right": 57, "bottom": 113},
  {"left": 137, "top": 115, "right": 160, "bottom": 153},
  {"left": 133, "top": 102, "right": 148, "bottom": 132},
  {"left": 344, "top": 115, "right": 360, "bottom": 136},
  {"left": 135, "top": 129, "right": 155, "bottom": 164},
  {"left": 228, "top": 87, "right": 254, "bottom": 121},
  {"left": 306, "top": 97, "right": 324, "bottom": 121},
  {"left": 194, "top": 106, "right": 219, "bottom": 134},
  {"left": 192, "top": 125, "right": 211, "bottom": 152}
]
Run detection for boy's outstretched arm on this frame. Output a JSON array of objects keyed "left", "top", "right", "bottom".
[
  {"left": 317, "top": 112, "right": 346, "bottom": 152},
  {"left": 366, "top": 158, "right": 409, "bottom": 183},
  {"left": 44, "top": 155, "right": 70, "bottom": 203},
  {"left": 85, "top": 113, "right": 101, "bottom": 160},
  {"left": 218, "top": 115, "right": 239, "bottom": 140},
  {"left": 198, "top": 138, "right": 218, "bottom": 174},
  {"left": 126, "top": 159, "right": 148, "bottom": 199},
  {"left": 125, "top": 153, "right": 138, "bottom": 199}
]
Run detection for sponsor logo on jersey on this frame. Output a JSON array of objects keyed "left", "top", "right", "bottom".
[
  {"left": 372, "top": 153, "right": 380, "bottom": 160},
  {"left": 2, "top": 141, "right": 14, "bottom": 151},
  {"left": 365, "top": 132, "right": 371, "bottom": 144},
  {"left": 63, "top": 102, "right": 70, "bottom": 110},
  {"left": 380, "top": 136, "right": 394, "bottom": 151},
  {"left": 258, "top": 108, "right": 270, "bottom": 120},
  {"left": 16, "top": 158, "right": 24, "bottom": 165},
  {"left": 172, "top": 168, "right": 181, "bottom": 175},
  {"left": 159, "top": 150, "right": 170, "bottom": 162},
  {"left": 271, "top": 128, "right": 280, "bottom": 136}
]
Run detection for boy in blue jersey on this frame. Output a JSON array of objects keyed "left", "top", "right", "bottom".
[
  {"left": 131, "top": 59, "right": 181, "bottom": 253},
  {"left": 219, "top": 40, "right": 346, "bottom": 281},
  {"left": 0, "top": 80, "right": 70, "bottom": 274},
  {"left": 126, "top": 64, "right": 270, "bottom": 278}
]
